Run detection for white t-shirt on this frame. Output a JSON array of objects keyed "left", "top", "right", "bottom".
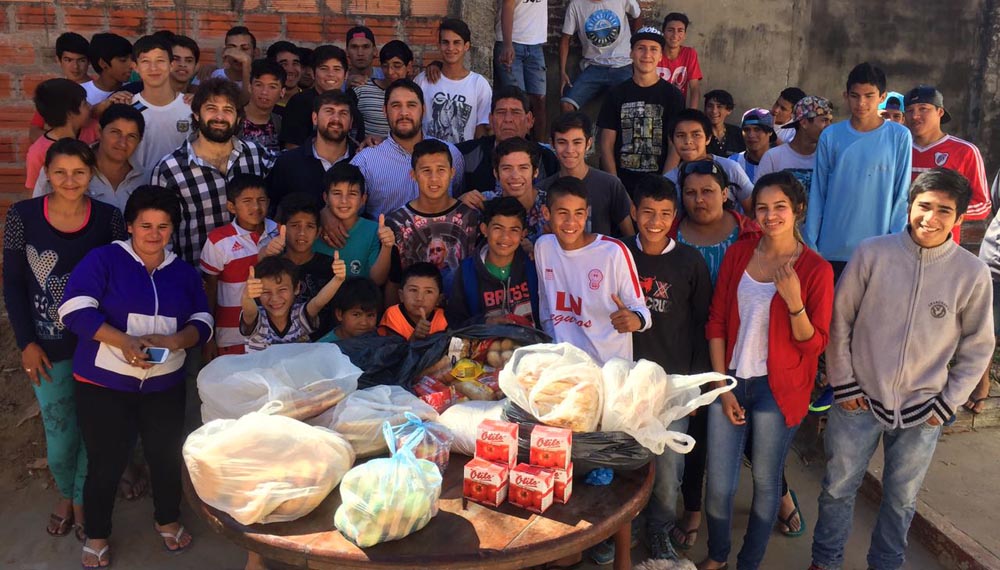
[
  {"left": 414, "top": 71, "right": 492, "bottom": 145},
  {"left": 82, "top": 81, "right": 113, "bottom": 106},
  {"left": 132, "top": 93, "right": 193, "bottom": 180},
  {"left": 777, "top": 127, "right": 796, "bottom": 144},
  {"left": 495, "top": 0, "right": 549, "bottom": 45},
  {"left": 210, "top": 67, "right": 244, "bottom": 88},
  {"left": 562, "top": 0, "right": 641, "bottom": 69},
  {"left": 535, "top": 233, "right": 651, "bottom": 364},
  {"left": 755, "top": 143, "right": 816, "bottom": 182},
  {"left": 729, "top": 271, "right": 776, "bottom": 378}
]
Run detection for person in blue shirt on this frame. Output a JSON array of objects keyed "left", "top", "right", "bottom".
[{"left": 804, "top": 62, "right": 912, "bottom": 279}]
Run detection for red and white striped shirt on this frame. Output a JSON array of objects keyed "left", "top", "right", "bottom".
[
  {"left": 200, "top": 219, "right": 278, "bottom": 349},
  {"left": 912, "top": 134, "right": 990, "bottom": 241}
]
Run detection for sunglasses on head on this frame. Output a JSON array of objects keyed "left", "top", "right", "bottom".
[{"left": 681, "top": 159, "right": 723, "bottom": 177}]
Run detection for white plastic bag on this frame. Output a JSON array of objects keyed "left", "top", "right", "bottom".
[
  {"left": 601, "top": 358, "right": 736, "bottom": 455},
  {"left": 499, "top": 343, "right": 604, "bottom": 432},
  {"left": 438, "top": 399, "right": 506, "bottom": 456},
  {"left": 183, "top": 412, "right": 355, "bottom": 525},
  {"left": 335, "top": 422, "right": 443, "bottom": 547},
  {"left": 390, "top": 413, "right": 454, "bottom": 474},
  {"left": 311, "top": 385, "right": 439, "bottom": 457},
  {"left": 198, "top": 343, "right": 361, "bottom": 423}
]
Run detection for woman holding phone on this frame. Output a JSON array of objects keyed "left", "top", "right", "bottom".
[
  {"left": 59, "top": 185, "right": 213, "bottom": 568},
  {"left": 3, "top": 139, "right": 127, "bottom": 541}
]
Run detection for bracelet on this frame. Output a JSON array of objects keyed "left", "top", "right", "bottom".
[
  {"left": 632, "top": 310, "right": 647, "bottom": 329},
  {"left": 789, "top": 305, "right": 806, "bottom": 317}
]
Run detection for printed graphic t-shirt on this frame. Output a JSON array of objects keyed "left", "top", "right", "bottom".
[
  {"left": 655, "top": 46, "right": 703, "bottom": 97},
  {"left": 597, "top": 78, "right": 686, "bottom": 175},
  {"left": 562, "top": 0, "right": 641, "bottom": 68},
  {"left": 414, "top": 71, "right": 492, "bottom": 144},
  {"left": 385, "top": 201, "right": 482, "bottom": 296}
]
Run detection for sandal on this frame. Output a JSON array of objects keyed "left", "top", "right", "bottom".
[
  {"left": 117, "top": 464, "right": 148, "bottom": 501},
  {"left": 74, "top": 523, "right": 87, "bottom": 543},
  {"left": 669, "top": 523, "right": 698, "bottom": 550},
  {"left": 81, "top": 541, "right": 110, "bottom": 568},
  {"left": 777, "top": 489, "right": 806, "bottom": 537},
  {"left": 964, "top": 397, "right": 989, "bottom": 415},
  {"left": 47, "top": 512, "right": 74, "bottom": 537},
  {"left": 157, "top": 524, "right": 193, "bottom": 553}
]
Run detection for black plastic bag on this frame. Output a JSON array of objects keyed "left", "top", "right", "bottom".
[
  {"left": 336, "top": 325, "right": 550, "bottom": 389},
  {"left": 502, "top": 401, "right": 653, "bottom": 473}
]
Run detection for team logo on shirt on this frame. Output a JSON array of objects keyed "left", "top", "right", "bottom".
[
  {"left": 350, "top": 260, "right": 362, "bottom": 275},
  {"left": 588, "top": 269, "right": 604, "bottom": 290},
  {"left": 934, "top": 152, "right": 949, "bottom": 166},
  {"left": 231, "top": 241, "right": 244, "bottom": 253},
  {"left": 544, "top": 268, "right": 555, "bottom": 280},
  {"left": 176, "top": 119, "right": 191, "bottom": 133},
  {"left": 639, "top": 276, "right": 672, "bottom": 313},
  {"left": 584, "top": 9, "right": 622, "bottom": 48},
  {"left": 929, "top": 301, "right": 948, "bottom": 319}
]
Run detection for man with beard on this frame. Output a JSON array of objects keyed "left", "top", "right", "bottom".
[
  {"left": 266, "top": 90, "right": 359, "bottom": 213},
  {"left": 456, "top": 84, "right": 559, "bottom": 200},
  {"left": 279, "top": 44, "right": 365, "bottom": 149},
  {"left": 129, "top": 35, "right": 193, "bottom": 181},
  {"left": 152, "top": 78, "right": 275, "bottom": 266},
  {"left": 350, "top": 78, "right": 464, "bottom": 219}
]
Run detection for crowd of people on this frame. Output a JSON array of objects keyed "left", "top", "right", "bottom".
[{"left": 2, "top": 6, "right": 997, "bottom": 570}]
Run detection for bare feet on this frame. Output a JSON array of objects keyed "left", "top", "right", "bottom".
[
  {"left": 670, "top": 509, "right": 701, "bottom": 549},
  {"left": 155, "top": 522, "right": 193, "bottom": 552},
  {"left": 964, "top": 373, "right": 992, "bottom": 414},
  {"left": 81, "top": 538, "right": 110, "bottom": 568},
  {"left": 46, "top": 497, "right": 74, "bottom": 536},
  {"left": 777, "top": 490, "right": 804, "bottom": 536},
  {"left": 118, "top": 462, "right": 149, "bottom": 500}
]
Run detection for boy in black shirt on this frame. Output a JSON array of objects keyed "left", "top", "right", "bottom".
[
  {"left": 627, "top": 173, "right": 712, "bottom": 561},
  {"left": 597, "top": 27, "right": 685, "bottom": 192},
  {"left": 447, "top": 197, "right": 539, "bottom": 328}
]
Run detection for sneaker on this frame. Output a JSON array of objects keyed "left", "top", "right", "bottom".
[
  {"left": 646, "top": 523, "right": 680, "bottom": 560},
  {"left": 587, "top": 538, "right": 615, "bottom": 565},
  {"left": 809, "top": 386, "right": 834, "bottom": 414}
]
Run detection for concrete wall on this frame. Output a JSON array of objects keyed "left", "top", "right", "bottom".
[{"left": 542, "top": 0, "right": 994, "bottom": 174}]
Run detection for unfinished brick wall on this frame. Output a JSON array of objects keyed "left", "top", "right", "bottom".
[{"left": 0, "top": 0, "right": 455, "bottom": 219}]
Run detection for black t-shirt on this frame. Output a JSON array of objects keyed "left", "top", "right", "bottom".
[
  {"left": 537, "top": 168, "right": 633, "bottom": 237},
  {"left": 707, "top": 123, "right": 746, "bottom": 157},
  {"left": 457, "top": 136, "right": 560, "bottom": 195},
  {"left": 294, "top": 252, "right": 335, "bottom": 339},
  {"left": 597, "top": 78, "right": 686, "bottom": 176},
  {"left": 279, "top": 88, "right": 365, "bottom": 148},
  {"left": 626, "top": 238, "right": 713, "bottom": 374}
]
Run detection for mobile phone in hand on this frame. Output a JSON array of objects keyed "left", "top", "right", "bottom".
[{"left": 145, "top": 347, "right": 170, "bottom": 364}]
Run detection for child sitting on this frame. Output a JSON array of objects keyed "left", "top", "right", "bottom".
[
  {"left": 379, "top": 262, "right": 448, "bottom": 341},
  {"left": 240, "top": 254, "right": 346, "bottom": 351},
  {"left": 319, "top": 277, "right": 381, "bottom": 342},
  {"left": 200, "top": 174, "right": 279, "bottom": 358}
]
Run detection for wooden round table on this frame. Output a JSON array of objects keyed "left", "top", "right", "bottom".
[{"left": 183, "top": 455, "right": 654, "bottom": 570}]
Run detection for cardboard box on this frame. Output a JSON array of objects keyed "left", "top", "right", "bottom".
[
  {"left": 475, "top": 419, "right": 519, "bottom": 467},
  {"left": 551, "top": 462, "right": 573, "bottom": 504},
  {"left": 529, "top": 425, "right": 572, "bottom": 471},
  {"left": 463, "top": 457, "right": 509, "bottom": 507},
  {"left": 509, "top": 463, "right": 554, "bottom": 514}
]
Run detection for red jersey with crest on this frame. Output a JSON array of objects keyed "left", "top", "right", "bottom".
[
  {"left": 534, "top": 233, "right": 651, "bottom": 364},
  {"left": 912, "top": 135, "right": 990, "bottom": 242}
]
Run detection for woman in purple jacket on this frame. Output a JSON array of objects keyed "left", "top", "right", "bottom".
[{"left": 59, "top": 185, "right": 213, "bottom": 568}]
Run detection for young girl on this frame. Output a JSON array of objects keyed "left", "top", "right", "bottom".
[{"left": 699, "top": 171, "right": 834, "bottom": 570}]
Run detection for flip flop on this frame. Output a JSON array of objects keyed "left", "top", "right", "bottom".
[
  {"left": 117, "top": 465, "right": 148, "bottom": 501},
  {"left": 777, "top": 489, "right": 806, "bottom": 537},
  {"left": 47, "top": 512, "right": 74, "bottom": 537},
  {"left": 157, "top": 524, "right": 193, "bottom": 553},
  {"left": 74, "top": 523, "right": 87, "bottom": 543},
  {"left": 81, "top": 542, "right": 110, "bottom": 568},
  {"left": 669, "top": 524, "right": 698, "bottom": 550},
  {"left": 964, "top": 397, "right": 989, "bottom": 415}
]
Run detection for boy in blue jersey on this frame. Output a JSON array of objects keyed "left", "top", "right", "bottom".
[{"left": 804, "top": 62, "right": 912, "bottom": 279}]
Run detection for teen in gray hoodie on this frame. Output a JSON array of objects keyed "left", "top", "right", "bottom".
[{"left": 810, "top": 168, "right": 994, "bottom": 570}]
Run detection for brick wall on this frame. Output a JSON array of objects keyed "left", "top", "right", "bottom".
[{"left": 0, "top": 0, "right": 456, "bottom": 221}]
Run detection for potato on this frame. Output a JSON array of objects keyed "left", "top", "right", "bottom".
[
  {"left": 500, "top": 350, "right": 514, "bottom": 366},
  {"left": 499, "top": 339, "right": 514, "bottom": 351},
  {"left": 486, "top": 350, "right": 503, "bottom": 368}
]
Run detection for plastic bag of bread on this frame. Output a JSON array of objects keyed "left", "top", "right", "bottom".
[
  {"left": 335, "top": 422, "right": 443, "bottom": 547},
  {"left": 183, "top": 412, "right": 355, "bottom": 525},
  {"left": 499, "top": 343, "right": 603, "bottom": 432},
  {"left": 310, "top": 385, "right": 439, "bottom": 457},
  {"left": 601, "top": 359, "right": 737, "bottom": 454},
  {"left": 198, "top": 343, "right": 361, "bottom": 423}
]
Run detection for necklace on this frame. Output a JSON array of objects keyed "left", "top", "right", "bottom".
[{"left": 754, "top": 241, "right": 801, "bottom": 279}]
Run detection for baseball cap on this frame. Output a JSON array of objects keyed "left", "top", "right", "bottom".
[
  {"left": 346, "top": 26, "right": 375, "bottom": 46},
  {"left": 741, "top": 108, "right": 774, "bottom": 131},
  {"left": 781, "top": 95, "right": 833, "bottom": 129},
  {"left": 631, "top": 26, "right": 666, "bottom": 48},
  {"left": 904, "top": 85, "right": 951, "bottom": 124},
  {"left": 879, "top": 91, "right": 905, "bottom": 112}
]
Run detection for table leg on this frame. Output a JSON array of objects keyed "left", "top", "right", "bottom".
[{"left": 613, "top": 521, "right": 631, "bottom": 570}]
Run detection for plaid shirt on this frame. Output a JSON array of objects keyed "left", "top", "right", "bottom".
[{"left": 152, "top": 137, "right": 275, "bottom": 266}]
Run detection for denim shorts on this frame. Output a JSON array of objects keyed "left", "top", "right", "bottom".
[
  {"left": 494, "top": 42, "right": 547, "bottom": 95},
  {"left": 561, "top": 63, "right": 633, "bottom": 109}
]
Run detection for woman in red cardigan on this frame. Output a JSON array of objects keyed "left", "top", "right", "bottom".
[{"left": 698, "top": 171, "right": 834, "bottom": 570}]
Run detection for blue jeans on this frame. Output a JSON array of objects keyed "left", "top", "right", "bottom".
[
  {"left": 705, "top": 375, "right": 799, "bottom": 569},
  {"left": 811, "top": 404, "right": 941, "bottom": 570},
  {"left": 646, "top": 416, "right": 690, "bottom": 527},
  {"left": 494, "top": 42, "right": 547, "bottom": 95},
  {"left": 561, "top": 63, "right": 633, "bottom": 109}
]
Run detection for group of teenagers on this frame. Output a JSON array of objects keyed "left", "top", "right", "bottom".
[{"left": 2, "top": 6, "right": 997, "bottom": 570}]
